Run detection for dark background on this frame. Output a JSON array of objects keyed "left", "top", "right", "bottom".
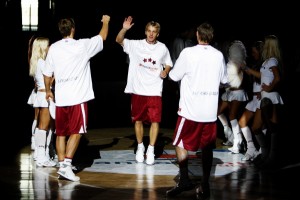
[{"left": 1, "top": 0, "right": 299, "bottom": 160}]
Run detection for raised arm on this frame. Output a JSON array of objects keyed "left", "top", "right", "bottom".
[
  {"left": 99, "top": 15, "right": 110, "bottom": 41},
  {"left": 116, "top": 16, "right": 135, "bottom": 46}
]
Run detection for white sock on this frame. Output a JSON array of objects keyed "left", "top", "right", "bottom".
[
  {"left": 64, "top": 158, "right": 72, "bottom": 166},
  {"left": 46, "top": 129, "right": 53, "bottom": 147},
  {"left": 218, "top": 114, "right": 229, "bottom": 127},
  {"left": 147, "top": 145, "right": 154, "bottom": 151},
  {"left": 32, "top": 119, "right": 37, "bottom": 135},
  {"left": 59, "top": 161, "right": 64, "bottom": 168},
  {"left": 35, "top": 129, "right": 46, "bottom": 148},
  {"left": 35, "top": 129, "right": 47, "bottom": 161},
  {"left": 46, "top": 129, "right": 54, "bottom": 159},
  {"left": 230, "top": 119, "right": 242, "bottom": 141},
  {"left": 138, "top": 142, "right": 144, "bottom": 148},
  {"left": 241, "top": 126, "right": 255, "bottom": 149}
]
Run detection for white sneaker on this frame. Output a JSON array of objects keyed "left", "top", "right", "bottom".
[
  {"left": 222, "top": 140, "right": 233, "bottom": 146},
  {"left": 224, "top": 126, "right": 234, "bottom": 144},
  {"left": 36, "top": 159, "right": 57, "bottom": 167},
  {"left": 135, "top": 145, "right": 145, "bottom": 163},
  {"left": 146, "top": 148, "right": 155, "bottom": 165},
  {"left": 52, "top": 154, "right": 58, "bottom": 162},
  {"left": 228, "top": 137, "right": 243, "bottom": 154},
  {"left": 228, "top": 146, "right": 240, "bottom": 154},
  {"left": 58, "top": 162, "right": 77, "bottom": 170},
  {"left": 71, "top": 165, "right": 78, "bottom": 171},
  {"left": 57, "top": 165, "right": 80, "bottom": 182},
  {"left": 241, "top": 148, "right": 259, "bottom": 161}
]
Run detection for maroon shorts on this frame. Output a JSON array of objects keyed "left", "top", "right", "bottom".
[
  {"left": 172, "top": 116, "right": 217, "bottom": 151},
  {"left": 55, "top": 103, "right": 88, "bottom": 136},
  {"left": 131, "top": 94, "right": 162, "bottom": 124}
]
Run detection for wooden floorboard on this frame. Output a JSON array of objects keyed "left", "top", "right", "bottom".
[{"left": 1, "top": 127, "right": 299, "bottom": 200}]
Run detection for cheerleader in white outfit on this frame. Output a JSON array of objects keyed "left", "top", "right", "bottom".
[
  {"left": 239, "top": 41, "right": 264, "bottom": 161},
  {"left": 218, "top": 40, "right": 249, "bottom": 154},
  {"left": 27, "top": 36, "right": 39, "bottom": 151},
  {"left": 29, "top": 37, "right": 56, "bottom": 167},
  {"left": 244, "top": 35, "right": 284, "bottom": 169}
]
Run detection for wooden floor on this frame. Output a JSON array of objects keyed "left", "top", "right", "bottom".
[{"left": 1, "top": 127, "right": 300, "bottom": 200}]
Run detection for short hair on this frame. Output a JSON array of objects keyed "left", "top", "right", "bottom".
[
  {"left": 145, "top": 21, "right": 161, "bottom": 33},
  {"left": 58, "top": 18, "right": 75, "bottom": 37},
  {"left": 197, "top": 22, "right": 214, "bottom": 43}
]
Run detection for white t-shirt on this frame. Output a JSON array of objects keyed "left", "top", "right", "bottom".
[
  {"left": 169, "top": 44, "right": 227, "bottom": 122},
  {"left": 123, "top": 39, "right": 173, "bottom": 96},
  {"left": 44, "top": 35, "right": 103, "bottom": 106}
]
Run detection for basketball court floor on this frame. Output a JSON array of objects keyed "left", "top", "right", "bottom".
[{"left": 1, "top": 127, "right": 299, "bottom": 200}]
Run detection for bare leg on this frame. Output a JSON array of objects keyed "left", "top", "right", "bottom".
[
  {"left": 57, "top": 134, "right": 81, "bottom": 182},
  {"left": 65, "top": 134, "right": 82, "bottom": 158},
  {"left": 134, "top": 121, "right": 143, "bottom": 144},
  {"left": 166, "top": 146, "right": 194, "bottom": 197},
  {"left": 175, "top": 146, "right": 190, "bottom": 184},
  {"left": 228, "top": 100, "right": 244, "bottom": 153},
  {"left": 135, "top": 121, "right": 145, "bottom": 163},
  {"left": 56, "top": 136, "right": 66, "bottom": 162},
  {"left": 149, "top": 122, "right": 159, "bottom": 146},
  {"left": 218, "top": 101, "right": 233, "bottom": 145}
]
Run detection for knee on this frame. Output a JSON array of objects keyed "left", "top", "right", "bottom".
[
  {"left": 260, "top": 97, "right": 272, "bottom": 108},
  {"left": 260, "top": 97, "right": 273, "bottom": 120},
  {"left": 238, "top": 118, "right": 246, "bottom": 127}
]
